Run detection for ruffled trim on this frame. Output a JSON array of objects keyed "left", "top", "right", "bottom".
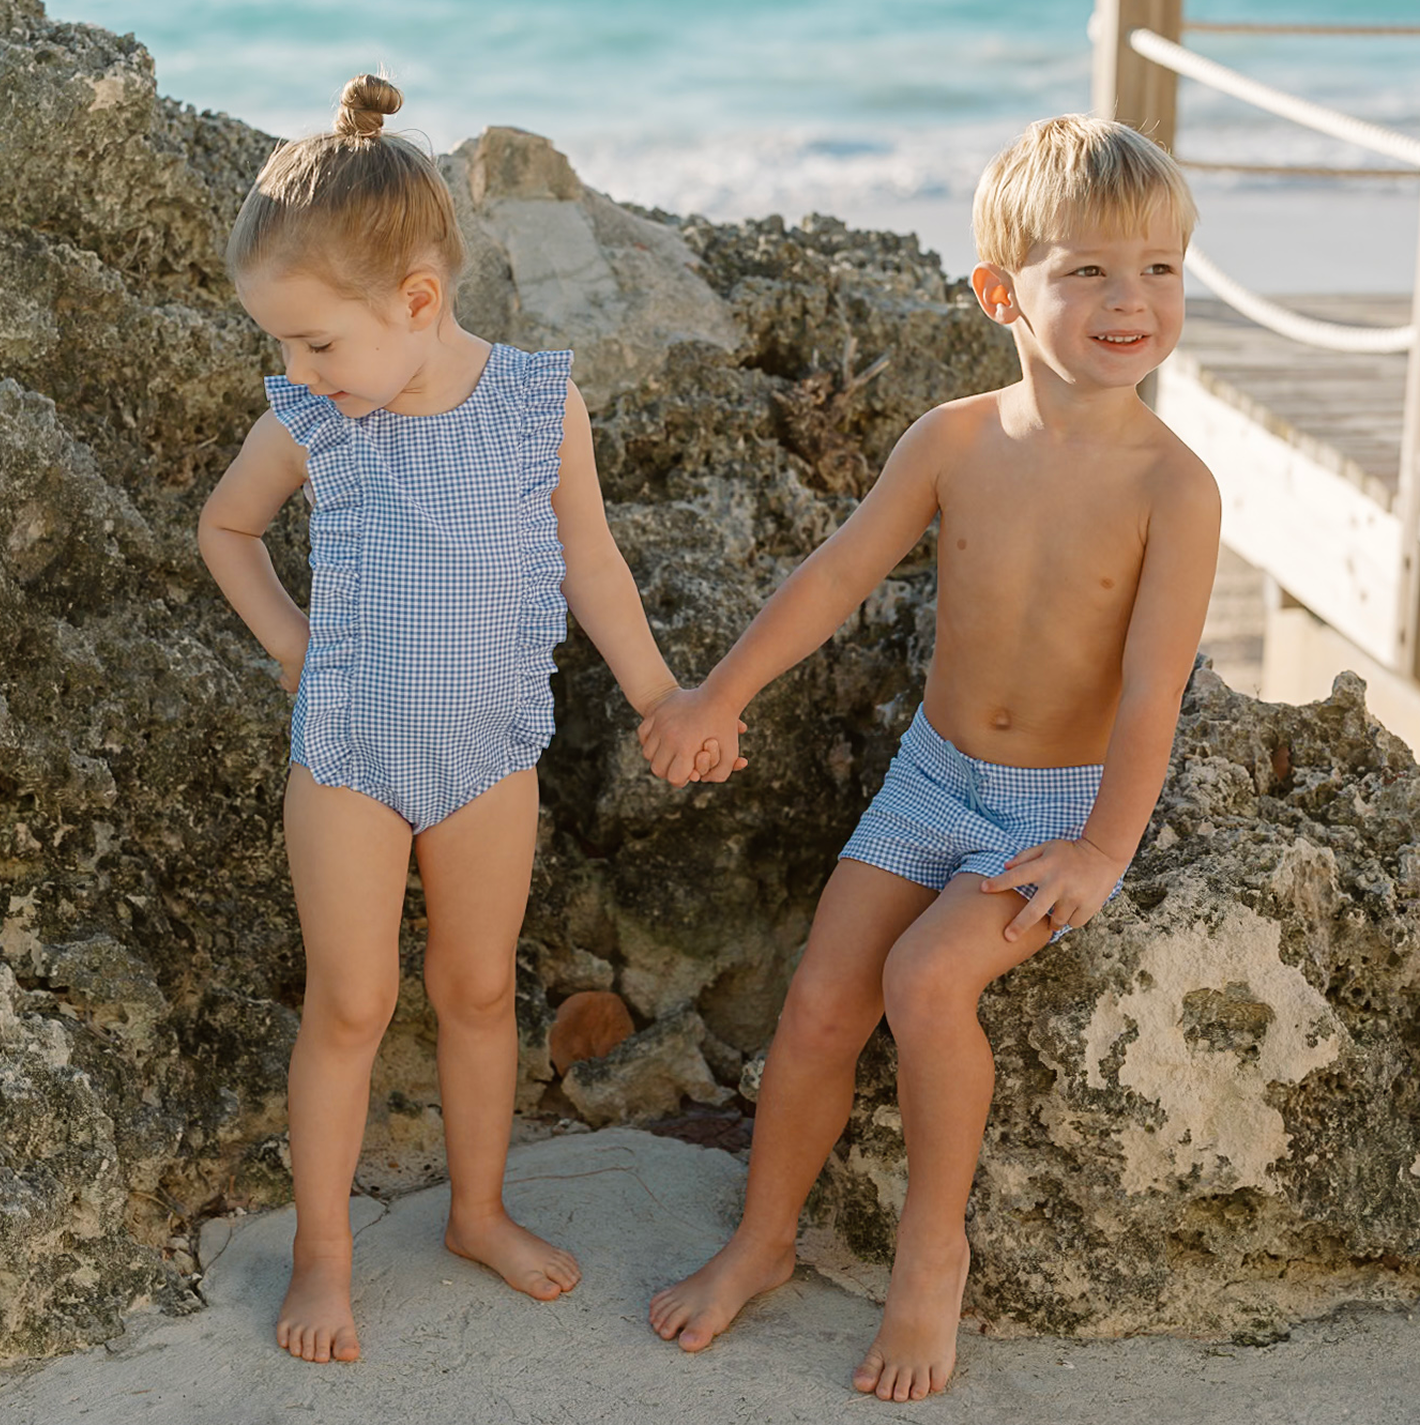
[
  {"left": 265, "top": 376, "right": 360, "bottom": 790},
  {"left": 509, "top": 349, "right": 572, "bottom": 753}
]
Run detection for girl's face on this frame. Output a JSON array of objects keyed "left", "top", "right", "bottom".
[{"left": 236, "top": 268, "right": 430, "bottom": 418}]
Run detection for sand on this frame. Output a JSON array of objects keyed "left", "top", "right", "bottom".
[{"left": 2, "top": 1128, "right": 1416, "bottom": 1425}]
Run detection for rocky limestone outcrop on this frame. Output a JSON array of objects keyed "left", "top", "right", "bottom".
[{"left": 801, "top": 667, "right": 1420, "bottom": 1340}]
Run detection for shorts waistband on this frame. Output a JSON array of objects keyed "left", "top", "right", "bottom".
[{"left": 905, "top": 705, "right": 1104, "bottom": 802}]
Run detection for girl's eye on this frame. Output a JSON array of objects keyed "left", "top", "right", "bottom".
[{"left": 308, "top": 342, "right": 332, "bottom": 354}]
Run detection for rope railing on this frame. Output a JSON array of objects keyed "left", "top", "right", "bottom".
[
  {"left": 1183, "top": 247, "right": 1416, "bottom": 354},
  {"left": 1183, "top": 22, "right": 1420, "bottom": 36},
  {"left": 1179, "top": 159, "right": 1418, "bottom": 180},
  {"left": 1125, "top": 27, "right": 1420, "bottom": 353},
  {"left": 1128, "top": 28, "right": 1420, "bottom": 169}
]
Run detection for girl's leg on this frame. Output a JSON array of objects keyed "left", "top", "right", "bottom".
[
  {"left": 853, "top": 871, "right": 1052, "bottom": 1402},
  {"left": 279, "top": 764, "right": 412, "bottom": 1363},
  {"left": 414, "top": 767, "right": 579, "bottom": 1301},
  {"left": 650, "top": 858, "right": 938, "bottom": 1350}
]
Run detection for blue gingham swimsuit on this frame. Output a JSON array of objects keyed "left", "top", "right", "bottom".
[
  {"left": 840, "top": 705, "right": 1124, "bottom": 938},
  {"left": 266, "top": 345, "right": 571, "bottom": 833}
]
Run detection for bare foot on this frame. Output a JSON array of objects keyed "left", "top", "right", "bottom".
[
  {"left": 445, "top": 1210, "right": 581, "bottom": 1301},
  {"left": 649, "top": 1234, "right": 797, "bottom": 1352},
  {"left": 852, "top": 1234, "right": 970, "bottom": 1402},
  {"left": 276, "top": 1247, "right": 360, "bottom": 1363}
]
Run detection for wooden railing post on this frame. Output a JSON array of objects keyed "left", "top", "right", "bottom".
[
  {"left": 1092, "top": 0, "right": 1184, "bottom": 152},
  {"left": 1395, "top": 212, "right": 1420, "bottom": 677}
]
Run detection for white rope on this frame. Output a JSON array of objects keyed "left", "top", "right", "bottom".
[
  {"left": 1129, "top": 28, "right": 1420, "bottom": 168},
  {"left": 1185, "top": 246, "right": 1416, "bottom": 353}
]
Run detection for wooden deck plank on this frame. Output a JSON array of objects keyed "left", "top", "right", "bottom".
[{"left": 1177, "top": 295, "right": 1409, "bottom": 506}]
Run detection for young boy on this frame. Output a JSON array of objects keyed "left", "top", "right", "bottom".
[{"left": 636, "top": 115, "right": 1220, "bottom": 1402}]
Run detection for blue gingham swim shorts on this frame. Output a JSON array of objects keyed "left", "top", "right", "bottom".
[{"left": 840, "top": 705, "right": 1123, "bottom": 938}]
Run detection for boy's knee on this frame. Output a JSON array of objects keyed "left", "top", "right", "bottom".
[
  {"left": 882, "top": 935, "right": 980, "bottom": 1031},
  {"left": 779, "top": 976, "right": 881, "bottom": 1057}
]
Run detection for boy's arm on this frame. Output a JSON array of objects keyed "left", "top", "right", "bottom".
[
  {"left": 554, "top": 382, "right": 695, "bottom": 722},
  {"left": 986, "top": 451, "right": 1222, "bottom": 940},
  {"left": 639, "top": 407, "right": 947, "bottom": 786},
  {"left": 198, "top": 412, "right": 314, "bottom": 692}
]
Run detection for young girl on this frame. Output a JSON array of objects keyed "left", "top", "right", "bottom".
[{"left": 199, "top": 74, "right": 727, "bottom": 1365}]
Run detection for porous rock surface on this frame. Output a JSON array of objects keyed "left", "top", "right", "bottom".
[
  {"left": 806, "top": 668, "right": 1420, "bottom": 1339},
  {"left": 2, "top": 0, "right": 1413, "bottom": 1366}
]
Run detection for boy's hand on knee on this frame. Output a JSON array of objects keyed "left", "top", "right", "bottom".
[{"left": 981, "top": 837, "right": 1127, "bottom": 941}]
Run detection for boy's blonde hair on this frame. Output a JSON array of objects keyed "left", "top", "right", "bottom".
[
  {"left": 227, "top": 74, "right": 466, "bottom": 298},
  {"left": 973, "top": 115, "right": 1197, "bottom": 270}
]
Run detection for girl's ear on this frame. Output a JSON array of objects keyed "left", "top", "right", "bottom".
[
  {"left": 401, "top": 270, "right": 443, "bottom": 331},
  {"left": 970, "top": 263, "right": 1015, "bottom": 324}
]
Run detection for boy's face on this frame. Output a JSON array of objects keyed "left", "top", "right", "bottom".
[{"left": 984, "top": 206, "right": 1186, "bottom": 393}]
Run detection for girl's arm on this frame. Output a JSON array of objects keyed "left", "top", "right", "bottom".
[
  {"left": 554, "top": 382, "right": 684, "bottom": 717},
  {"left": 639, "top": 406, "right": 946, "bottom": 786},
  {"left": 198, "top": 412, "right": 313, "bottom": 691}
]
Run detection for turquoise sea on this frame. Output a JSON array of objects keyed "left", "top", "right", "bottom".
[{"left": 44, "top": 1, "right": 1420, "bottom": 283}]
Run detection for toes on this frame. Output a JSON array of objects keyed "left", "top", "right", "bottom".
[
  {"left": 853, "top": 1349, "right": 884, "bottom": 1394},
  {"left": 334, "top": 1327, "right": 360, "bottom": 1363},
  {"left": 929, "top": 1362, "right": 951, "bottom": 1394},
  {"left": 677, "top": 1322, "right": 712, "bottom": 1353},
  {"left": 909, "top": 1368, "right": 931, "bottom": 1401},
  {"left": 311, "top": 1327, "right": 332, "bottom": 1364},
  {"left": 527, "top": 1274, "right": 562, "bottom": 1302}
]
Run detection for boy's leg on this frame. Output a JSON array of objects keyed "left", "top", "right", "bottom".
[
  {"left": 280, "top": 764, "right": 412, "bottom": 1362},
  {"left": 853, "top": 871, "right": 1052, "bottom": 1401},
  {"left": 414, "top": 767, "right": 580, "bottom": 1301},
  {"left": 650, "top": 858, "right": 937, "bottom": 1350}
]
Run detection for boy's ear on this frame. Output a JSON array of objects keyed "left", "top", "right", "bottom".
[
  {"left": 971, "top": 263, "right": 1015, "bottom": 324},
  {"left": 400, "top": 270, "right": 443, "bottom": 330}
]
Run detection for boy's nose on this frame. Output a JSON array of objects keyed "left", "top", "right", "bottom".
[{"left": 1105, "top": 276, "right": 1146, "bottom": 310}]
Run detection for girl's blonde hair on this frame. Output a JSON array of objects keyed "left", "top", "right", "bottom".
[
  {"left": 973, "top": 115, "right": 1197, "bottom": 270},
  {"left": 227, "top": 74, "right": 466, "bottom": 298}
]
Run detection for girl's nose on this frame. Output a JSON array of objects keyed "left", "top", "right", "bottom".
[{"left": 282, "top": 345, "right": 314, "bottom": 388}]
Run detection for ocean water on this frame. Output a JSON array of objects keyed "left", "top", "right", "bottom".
[{"left": 43, "top": 0, "right": 1420, "bottom": 283}]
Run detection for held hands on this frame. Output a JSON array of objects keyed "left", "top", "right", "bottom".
[
  {"left": 637, "top": 686, "right": 748, "bottom": 788},
  {"left": 980, "top": 836, "right": 1127, "bottom": 942}
]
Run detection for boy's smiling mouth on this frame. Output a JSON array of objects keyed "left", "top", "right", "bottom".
[{"left": 1094, "top": 334, "right": 1147, "bottom": 345}]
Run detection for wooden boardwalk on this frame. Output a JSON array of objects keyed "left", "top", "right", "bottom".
[{"left": 1173, "top": 294, "right": 1410, "bottom": 511}]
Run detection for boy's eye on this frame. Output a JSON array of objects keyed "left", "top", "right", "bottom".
[
  {"left": 1145, "top": 262, "right": 1176, "bottom": 275},
  {"left": 1071, "top": 265, "right": 1103, "bottom": 277}
]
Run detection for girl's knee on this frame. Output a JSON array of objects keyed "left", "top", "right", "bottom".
[
  {"left": 424, "top": 956, "right": 515, "bottom": 1025},
  {"left": 302, "top": 980, "right": 398, "bottom": 1047}
]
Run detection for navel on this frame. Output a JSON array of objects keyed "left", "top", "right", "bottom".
[{"left": 990, "top": 706, "right": 1013, "bottom": 731}]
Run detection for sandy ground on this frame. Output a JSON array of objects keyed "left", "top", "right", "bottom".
[{"left": 2, "top": 1128, "right": 1416, "bottom": 1425}]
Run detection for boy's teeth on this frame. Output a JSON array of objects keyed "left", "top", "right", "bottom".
[{"left": 1099, "top": 334, "right": 1143, "bottom": 343}]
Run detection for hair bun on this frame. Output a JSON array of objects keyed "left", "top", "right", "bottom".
[{"left": 334, "top": 74, "right": 402, "bottom": 139}]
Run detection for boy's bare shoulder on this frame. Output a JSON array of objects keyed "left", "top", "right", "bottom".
[
  {"left": 1143, "top": 414, "right": 1221, "bottom": 526},
  {"left": 897, "top": 389, "right": 1001, "bottom": 461}
]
